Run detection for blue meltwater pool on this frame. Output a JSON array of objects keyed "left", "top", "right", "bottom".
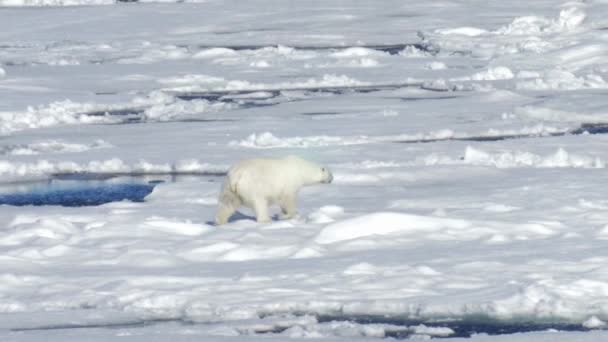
[{"left": 0, "top": 175, "right": 162, "bottom": 207}]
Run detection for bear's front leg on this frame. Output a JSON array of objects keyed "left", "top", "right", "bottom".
[
  {"left": 279, "top": 194, "right": 298, "bottom": 220},
  {"left": 215, "top": 202, "right": 235, "bottom": 225},
  {"left": 253, "top": 199, "right": 271, "bottom": 223}
]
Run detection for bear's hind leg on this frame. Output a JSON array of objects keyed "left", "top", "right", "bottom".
[
  {"left": 253, "top": 199, "right": 271, "bottom": 223},
  {"left": 279, "top": 194, "right": 297, "bottom": 220}
]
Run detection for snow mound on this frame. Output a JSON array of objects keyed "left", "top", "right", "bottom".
[
  {"left": 117, "top": 44, "right": 322, "bottom": 65},
  {"left": 436, "top": 7, "right": 585, "bottom": 37},
  {"left": 0, "top": 100, "right": 118, "bottom": 135},
  {"left": 192, "top": 48, "right": 238, "bottom": 59},
  {"left": 423, "top": 5, "right": 590, "bottom": 68},
  {"left": 463, "top": 146, "right": 605, "bottom": 169},
  {"left": 160, "top": 74, "right": 367, "bottom": 92},
  {"left": 142, "top": 217, "right": 211, "bottom": 236},
  {"left": 315, "top": 212, "right": 471, "bottom": 244},
  {"left": 279, "top": 320, "right": 454, "bottom": 339},
  {"left": 230, "top": 132, "right": 370, "bottom": 148},
  {"left": 248, "top": 45, "right": 318, "bottom": 60},
  {"left": 396, "top": 125, "right": 566, "bottom": 143},
  {"left": 315, "top": 212, "right": 560, "bottom": 246},
  {"left": 426, "top": 61, "right": 447, "bottom": 70},
  {"left": 0, "top": 67, "right": 5, "bottom": 78},
  {"left": 496, "top": 7, "right": 586, "bottom": 35},
  {"left": 117, "top": 45, "right": 190, "bottom": 64},
  {"left": 583, "top": 316, "right": 607, "bottom": 329},
  {"left": 469, "top": 67, "right": 515, "bottom": 81},
  {"left": 315, "top": 58, "right": 380, "bottom": 68},
  {"left": 143, "top": 98, "right": 235, "bottom": 121},
  {"left": 516, "top": 69, "right": 607, "bottom": 90},
  {"left": 348, "top": 58, "right": 379, "bottom": 68},
  {"left": 436, "top": 27, "right": 489, "bottom": 36},
  {"left": 0, "top": 159, "right": 227, "bottom": 183},
  {"left": 307, "top": 205, "right": 345, "bottom": 224},
  {"left": 0, "top": 91, "right": 239, "bottom": 135},
  {"left": 398, "top": 45, "right": 430, "bottom": 57},
  {"left": 330, "top": 47, "right": 386, "bottom": 58}
]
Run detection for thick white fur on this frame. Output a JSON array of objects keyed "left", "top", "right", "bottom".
[{"left": 215, "top": 156, "right": 333, "bottom": 225}]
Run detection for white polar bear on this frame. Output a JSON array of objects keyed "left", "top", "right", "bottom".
[{"left": 215, "top": 156, "right": 333, "bottom": 225}]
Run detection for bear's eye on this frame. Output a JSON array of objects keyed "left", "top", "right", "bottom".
[{"left": 321, "top": 167, "right": 326, "bottom": 172}]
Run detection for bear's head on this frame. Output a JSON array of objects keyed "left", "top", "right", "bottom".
[{"left": 285, "top": 155, "right": 333, "bottom": 185}]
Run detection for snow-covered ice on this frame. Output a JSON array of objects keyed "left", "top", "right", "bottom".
[{"left": 2, "top": 0, "right": 608, "bottom": 341}]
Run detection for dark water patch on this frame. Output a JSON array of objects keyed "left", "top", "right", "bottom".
[
  {"left": 0, "top": 172, "right": 226, "bottom": 207},
  {"left": 192, "top": 44, "right": 277, "bottom": 51},
  {"left": 369, "top": 44, "right": 431, "bottom": 55},
  {"left": 81, "top": 107, "right": 239, "bottom": 124},
  {"left": 0, "top": 144, "right": 32, "bottom": 156},
  {"left": 420, "top": 83, "right": 455, "bottom": 92},
  {"left": 457, "top": 133, "right": 551, "bottom": 142},
  {"left": 212, "top": 28, "right": 278, "bottom": 35},
  {"left": 571, "top": 123, "right": 608, "bottom": 135},
  {"left": 84, "top": 108, "right": 145, "bottom": 117},
  {"left": 175, "top": 90, "right": 280, "bottom": 109},
  {"left": 3, "top": 61, "right": 28, "bottom": 67},
  {"left": 315, "top": 314, "right": 594, "bottom": 339},
  {"left": 447, "top": 50, "right": 473, "bottom": 57},
  {"left": 0, "top": 45, "right": 28, "bottom": 49},
  {"left": 82, "top": 107, "right": 145, "bottom": 123},
  {"left": 385, "top": 12, "right": 421, "bottom": 18},
  {"left": 172, "top": 82, "right": 422, "bottom": 102},
  {"left": 399, "top": 95, "right": 461, "bottom": 102},
  {"left": 8, "top": 314, "right": 600, "bottom": 339},
  {"left": 176, "top": 91, "right": 279, "bottom": 102},
  {"left": 393, "top": 133, "right": 558, "bottom": 144},
  {"left": 242, "top": 325, "right": 291, "bottom": 335},
  {"left": 190, "top": 43, "right": 435, "bottom": 55},
  {"left": 11, "top": 318, "right": 182, "bottom": 332},
  {"left": 114, "top": 118, "right": 236, "bottom": 125},
  {"left": 0, "top": 180, "right": 155, "bottom": 207},
  {"left": 89, "top": 83, "right": 428, "bottom": 125},
  {"left": 301, "top": 111, "right": 342, "bottom": 116},
  {"left": 173, "top": 118, "right": 237, "bottom": 123}
]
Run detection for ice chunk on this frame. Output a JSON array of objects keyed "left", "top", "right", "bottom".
[
  {"left": 436, "top": 27, "right": 489, "bottom": 36},
  {"left": 583, "top": 316, "right": 607, "bottom": 329}
]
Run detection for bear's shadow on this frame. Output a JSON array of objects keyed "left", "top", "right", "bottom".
[
  {"left": 207, "top": 211, "right": 258, "bottom": 226},
  {"left": 207, "top": 211, "right": 286, "bottom": 226}
]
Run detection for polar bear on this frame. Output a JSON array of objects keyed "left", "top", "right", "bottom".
[{"left": 215, "top": 156, "right": 333, "bottom": 225}]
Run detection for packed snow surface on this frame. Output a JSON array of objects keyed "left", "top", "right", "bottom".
[{"left": 2, "top": 0, "right": 608, "bottom": 341}]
